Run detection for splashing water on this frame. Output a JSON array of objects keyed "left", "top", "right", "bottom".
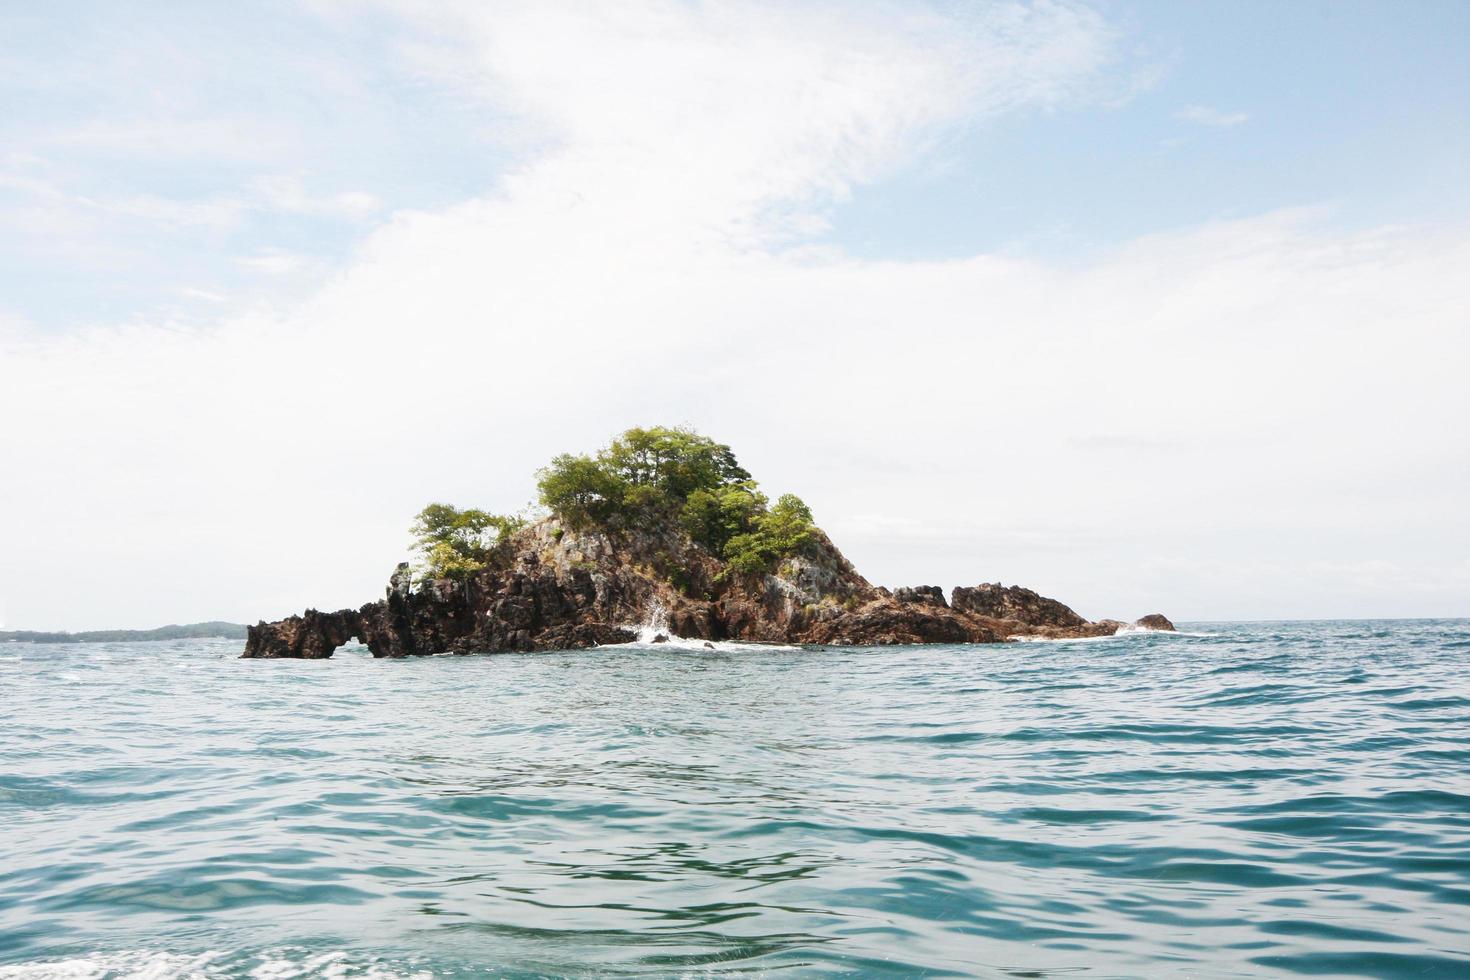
[
  {"left": 628, "top": 599, "right": 672, "bottom": 645},
  {"left": 620, "top": 599, "right": 801, "bottom": 653}
]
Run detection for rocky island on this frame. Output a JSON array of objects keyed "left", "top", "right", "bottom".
[{"left": 243, "top": 427, "right": 1171, "bottom": 659}]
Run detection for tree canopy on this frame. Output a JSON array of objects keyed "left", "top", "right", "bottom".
[
  {"left": 410, "top": 503, "right": 524, "bottom": 580},
  {"left": 536, "top": 425, "right": 816, "bottom": 577},
  {"left": 411, "top": 427, "right": 817, "bottom": 584}
]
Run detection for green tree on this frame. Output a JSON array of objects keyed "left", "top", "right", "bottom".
[
  {"left": 536, "top": 453, "right": 629, "bottom": 529},
  {"left": 533, "top": 427, "right": 817, "bottom": 578},
  {"left": 720, "top": 493, "right": 816, "bottom": 579},
  {"left": 421, "top": 541, "right": 486, "bottom": 581},
  {"left": 536, "top": 427, "right": 753, "bottom": 530},
  {"left": 761, "top": 493, "right": 815, "bottom": 554},
  {"left": 680, "top": 482, "right": 766, "bottom": 553},
  {"left": 599, "top": 426, "right": 750, "bottom": 502},
  {"left": 411, "top": 503, "right": 524, "bottom": 580}
]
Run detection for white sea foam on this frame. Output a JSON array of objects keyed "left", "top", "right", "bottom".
[
  {"left": 613, "top": 601, "right": 803, "bottom": 652},
  {"left": 1111, "top": 624, "right": 1221, "bottom": 636},
  {"left": 247, "top": 950, "right": 430, "bottom": 979},
  {"left": 1010, "top": 627, "right": 1218, "bottom": 643},
  {"left": 1121, "top": 627, "right": 1219, "bottom": 638},
  {"left": 0, "top": 950, "right": 432, "bottom": 980},
  {"left": 0, "top": 951, "right": 223, "bottom": 980}
]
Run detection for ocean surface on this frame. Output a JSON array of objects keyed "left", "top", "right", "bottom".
[{"left": 2, "top": 620, "right": 1469, "bottom": 979}]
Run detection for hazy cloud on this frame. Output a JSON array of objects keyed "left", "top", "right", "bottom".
[
  {"left": 236, "top": 249, "right": 315, "bottom": 276},
  {"left": 251, "top": 175, "right": 381, "bottom": 220},
  {"left": 1176, "top": 104, "right": 1250, "bottom": 127}
]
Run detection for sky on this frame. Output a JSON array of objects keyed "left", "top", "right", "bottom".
[{"left": 1, "top": 0, "right": 1467, "bottom": 630}]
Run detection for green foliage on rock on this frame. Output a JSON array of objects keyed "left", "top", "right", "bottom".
[
  {"left": 535, "top": 426, "right": 817, "bottom": 577},
  {"left": 679, "top": 483, "right": 767, "bottom": 554},
  {"left": 721, "top": 494, "right": 816, "bottom": 579},
  {"left": 536, "top": 453, "right": 627, "bottom": 529},
  {"left": 602, "top": 426, "right": 750, "bottom": 500},
  {"left": 536, "top": 426, "right": 750, "bottom": 532},
  {"left": 411, "top": 503, "right": 525, "bottom": 581},
  {"left": 413, "top": 427, "right": 816, "bottom": 585}
]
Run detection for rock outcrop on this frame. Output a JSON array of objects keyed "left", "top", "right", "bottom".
[
  {"left": 243, "top": 519, "right": 1171, "bottom": 659},
  {"left": 951, "top": 583, "right": 1087, "bottom": 628}
]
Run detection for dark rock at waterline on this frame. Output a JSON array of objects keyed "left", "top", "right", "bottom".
[
  {"left": 242, "top": 519, "right": 1169, "bottom": 659},
  {"left": 1135, "top": 613, "right": 1176, "bottom": 631},
  {"left": 803, "top": 597, "right": 994, "bottom": 646},
  {"left": 243, "top": 559, "right": 637, "bottom": 659},
  {"left": 240, "top": 609, "right": 351, "bottom": 660}
]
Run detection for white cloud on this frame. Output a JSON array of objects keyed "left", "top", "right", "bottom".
[
  {"left": 1176, "top": 104, "right": 1250, "bottom": 127},
  {"left": 377, "top": 0, "right": 1119, "bottom": 246},
  {"left": 0, "top": 165, "right": 245, "bottom": 265},
  {"left": 0, "top": 1, "right": 1465, "bottom": 629},
  {"left": 236, "top": 249, "right": 314, "bottom": 276},
  {"left": 47, "top": 116, "right": 300, "bottom": 161},
  {"left": 176, "top": 287, "right": 229, "bottom": 303},
  {"left": 103, "top": 193, "right": 245, "bottom": 230},
  {"left": 0, "top": 2, "right": 485, "bottom": 328},
  {"left": 1, "top": 167, "right": 376, "bottom": 242},
  {"left": 0, "top": 308, "right": 36, "bottom": 343},
  {"left": 251, "top": 175, "right": 381, "bottom": 219}
]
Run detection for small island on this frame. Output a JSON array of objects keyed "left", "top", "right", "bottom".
[{"left": 243, "top": 427, "right": 1171, "bottom": 659}]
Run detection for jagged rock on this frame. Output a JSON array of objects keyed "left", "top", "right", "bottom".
[
  {"left": 893, "top": 586, "right": 948, "bottom": 607},
  {"left": 243, "top": 517, "right": 1167, "bottom": 658},
  {"left": 388, "top": 562, "right": 412, "bottom": 599},
  {"left": 951, "top": 583, "right": 1088, "bottom": 629},
  {"left": 1135, "top": 613, "right": 1176, "bottom": 631},
  {"left": 669, "top": 606, "right": 719, "bottom": 639},
  {"left": 243, "top": 608, "right": 361, "bottom": 659},
  {"left": 802, "top": 597, "right": 997, "bottom": 646}
]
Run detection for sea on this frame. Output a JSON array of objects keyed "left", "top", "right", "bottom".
[{"left": 2, "top": 620, "right": 1468, "bottom": 978}]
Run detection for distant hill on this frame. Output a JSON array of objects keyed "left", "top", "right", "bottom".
[{"left": 0, "top": 621, "right": 247, "bottom": 644}]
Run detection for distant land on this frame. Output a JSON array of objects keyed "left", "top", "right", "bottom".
[{"left": 0, "top": 621, "right": 247, "bottom": 644}]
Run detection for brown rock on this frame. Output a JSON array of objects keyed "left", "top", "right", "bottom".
[
  {"left": 892, "top": 585, "right": 948, "bottom": 607},
  {"left": 950, "top": 583, "right": 1087, "bottom": 629},
  {"left": 241, "top": 517, "right": 1170, "bottom": 658}
]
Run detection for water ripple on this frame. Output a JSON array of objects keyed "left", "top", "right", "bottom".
[{"left": 2, "top": 621, "right": 1469, "bottom": 976}]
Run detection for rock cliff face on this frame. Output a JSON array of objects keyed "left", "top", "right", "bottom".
[{"left": 243, "top": 517, "right": 1173, "bottom": 659}]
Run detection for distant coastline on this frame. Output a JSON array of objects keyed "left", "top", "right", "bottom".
[{"left": 0, "top": 621, "right": 247, "bottom": 644}]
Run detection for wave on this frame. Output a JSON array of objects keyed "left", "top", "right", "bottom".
[
  {"left": 5, "top": 618, "right": 1469, "bottom": 977},
  {"left": 608, "top": 601, "right": 804, "bottom": 652},
  {"left": 0, "top": 949, "right": 432, "bottom": 980},
  {"left": 1009, "top": 627, "right": 1219, "bottom": 643}
]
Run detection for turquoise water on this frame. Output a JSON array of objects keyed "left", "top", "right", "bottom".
[{"left": 2, "top": 620, "right": 1469, "bottom": 978}]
